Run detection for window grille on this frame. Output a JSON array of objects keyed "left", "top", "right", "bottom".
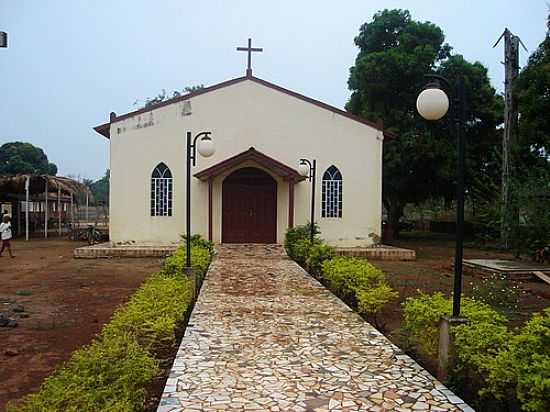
[
  {"left": 151, "top": 162, "right": 173, "bottom": 216},
  {"left": 321, "top": 165, "right": 342, "bottom": 218}
]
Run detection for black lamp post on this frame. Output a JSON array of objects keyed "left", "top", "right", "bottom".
[
  {"left": 185, "top": 131, "right": 215, "bottom": 275},
  {"left": 298, "top": 158, "right": 317, "bottom": 243},
  {"left": 416, "top": 74, "right": 466, "bottom": 317},
  {"left": 0, "top": 31, "right": 7, "bottom": 48}
]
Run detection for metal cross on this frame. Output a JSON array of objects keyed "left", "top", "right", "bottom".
[{"left": 237, "top": 38, "right": 263, "bottom": 77}]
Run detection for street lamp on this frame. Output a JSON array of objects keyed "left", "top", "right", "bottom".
[
  {"left": 298, "top": 158, "right": 316, "bottom": 243},
  {"left": 417, "top": 74, "right": 466, "bottom": 318},
  {"left": 185, "top": 131, "right": 215, "bottom": 275}
]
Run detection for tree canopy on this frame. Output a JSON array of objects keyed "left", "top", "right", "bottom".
[
  {"left": 0, "top": 142, "right": 58, "bottom": 176},
  {"left": 84, "top": 169, "right": 109, "bottom": 205},
  {"left": 346, "top": 9, "right": 502, "bottom": 237}
]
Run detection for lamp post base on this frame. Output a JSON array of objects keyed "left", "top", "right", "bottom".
[{"left": 438, "top": 315, "right": 468, "bottom": 380}]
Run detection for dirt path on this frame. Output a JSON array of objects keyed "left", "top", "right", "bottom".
[
  {"left": 0, "top": 239, "right": 161, "bottom": 411},
  {"left": 158, "top": 244, "right": 470, "bottom": 412}
]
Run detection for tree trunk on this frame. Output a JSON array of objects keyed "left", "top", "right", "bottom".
[{"left": 384, "top": 199, "right": 405, "bottom": 242}]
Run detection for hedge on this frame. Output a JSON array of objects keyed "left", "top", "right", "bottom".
[
  {"left": 403, "top": 292, "right": 550, "bottom": 412},
  {"left": 8, "top": 243, "right": 211, "bottom": 412},
  {"left": 284, "top": 224, "right": 397, "bottom": 323}
]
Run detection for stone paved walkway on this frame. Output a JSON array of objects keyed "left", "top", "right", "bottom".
[{"left": 157, "top": 245, "right": 472, "bottom": 412}]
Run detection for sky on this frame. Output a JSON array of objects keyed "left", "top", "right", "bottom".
[{"left": 0, "top": 0, "right": 548, "bottom": 180}]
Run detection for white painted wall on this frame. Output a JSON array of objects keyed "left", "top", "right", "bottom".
[{"left": 108, "top": 78, "right": 383, "bottom": 247}]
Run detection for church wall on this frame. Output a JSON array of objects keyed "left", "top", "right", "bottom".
[{"left": 109, "top": 78, "right": 382, "bottom": 247}]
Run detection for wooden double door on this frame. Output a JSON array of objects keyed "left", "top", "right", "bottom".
[{"left": 222, "top": 167, "right": 277, "bottom": 243}]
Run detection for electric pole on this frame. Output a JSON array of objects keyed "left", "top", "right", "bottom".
[{"left": 493, "top": 28, "right": 526, "bottom": 248}]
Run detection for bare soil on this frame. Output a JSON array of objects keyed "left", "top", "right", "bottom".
[{"left": 0, "top": 239, "right": 161, "bottom": 412}]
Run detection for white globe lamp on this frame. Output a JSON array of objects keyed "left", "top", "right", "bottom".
[
  {"left": 298, "top": 162, "right": 310, "bottom": 177},
  {"left": 197, "top": 136, "right": 215, "bottom": 158},
  {"left": 416, "top": 87, "right": 449, "bottom": 121}
]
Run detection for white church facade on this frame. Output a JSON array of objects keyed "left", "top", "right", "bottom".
[{"left": 94, "top": 61, "right": 392, "bottom": 247}]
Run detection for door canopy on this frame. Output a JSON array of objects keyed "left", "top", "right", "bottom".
[{"left": 194, "top": 147, "right": 305, "bottom": 183}]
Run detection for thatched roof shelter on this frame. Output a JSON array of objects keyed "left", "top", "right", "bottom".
[{"left": 0, "top": 174, "right": 92, "bottom": 200}]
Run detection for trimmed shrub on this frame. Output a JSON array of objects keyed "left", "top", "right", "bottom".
[
  {"left": 306, "top": 243, "right": 335, "bottom": 278},
  {"left": 7, "top": 334, "right": 159, "bottom": 412},
  {"left": 322, "top": 257, "right": 398, "bottom": 318},
  {"left": 162, "top": 245, "right": 211, "bottom": 277},
  {"left": 486, "top": 308, "right": 550, "bottom": 412},
  {"left": 101, "top": 272, "right": 194, "bottom": 350},
  {"left": 284, "top": 223, "right": 319, "bottom": 262},
  {"left": 8, "top": 242, "right": 211, "bottom": 412},
  {"left": 180, "top": 234, "right": 214, "bottom": 252},
  {"left": 402, "top": 292, "right": 507, "bottom": 356}
]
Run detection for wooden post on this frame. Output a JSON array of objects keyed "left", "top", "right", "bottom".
[
  {"left": 85, "top": 192, "right": 89, "bottom": 222},
  {"left": 44, "top": 179, "right": 48, "bottom": 239},
  {"left": 25, "top": 176, "right": 29, "bottom": 241},
  {"left": 494, "top": 29, "right": 525, "bottom": 248},
  {"left": 58, "top": 187, "right": 61, "bottom": 236},
  {"left": 71, "top": 193, "right": 74, "bottom": 236},
  {"left": 288, "top": 179, "right": 295, "bottom": 229}
]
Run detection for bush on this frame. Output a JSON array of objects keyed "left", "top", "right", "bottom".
[
  {"left": 180, "top": 234, "right": 214, "bottom": 252},
  {"left": 8, "top": 242, "right": 211, "bottom": 412},
  {"left": 7, "top": 334, "right": 159, "bottom": 412},
  {"left": 322, "top": 257, "right": 398, "bottom": 319},
  {"left": 306, "top": 243, "right": 335, "bottom": 277},
  {"left": 486, "top": 308, "right": 550, "bottom": 412},
  {"left": 471, "top": 273, "right": 521, "bottom": 314},
  {"left": 284, "top": 223, "right": 319, "bottom": 261},
  {"left": 402, "top": 292, "right": 507, "bottom": 356},
  {"left": 162, "top": 244, "right": 211, "bottom": 277}
]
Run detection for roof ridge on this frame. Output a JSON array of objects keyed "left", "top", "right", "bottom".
[{"left": 93, "top": 75, "right": 396, "bottom": 140}]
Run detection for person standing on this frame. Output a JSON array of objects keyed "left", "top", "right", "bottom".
[{"left": 0, "top": 215, "right": 15, "bottom": 258}]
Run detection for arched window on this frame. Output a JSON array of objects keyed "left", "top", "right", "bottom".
[
  {"left": 321, "top": 165, "right": 342, "bottom": 218},
  {"left": 151, "top": 162, "right": 173, "bottom": 216}
]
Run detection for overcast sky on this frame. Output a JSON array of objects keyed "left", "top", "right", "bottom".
[{"left": 0, "top": 0, "right": 547, "bottom": 180}]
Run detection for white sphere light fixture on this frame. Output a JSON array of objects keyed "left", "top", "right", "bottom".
[
  {"left": 197, "top": 136, "right": 215, "bottom": 157},
  {"left": 416, "top": 87, "right": 450, "bottom": 121},
  {"left": 298, "top": 162, "right": 310, "bottom": 177}
]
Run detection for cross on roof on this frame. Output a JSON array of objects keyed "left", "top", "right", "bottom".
[{"left": 237, "top": 38, "right": 263, "bottom": 77}]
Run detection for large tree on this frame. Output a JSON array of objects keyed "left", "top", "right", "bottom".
[
  {"left": 84, "top": 169, "right": 110, "bottom": 205},
  {"left": 347, "top": 9, "right": 502, "bottom": 238},
  {"left": 516, "top": 11, "right": 550, "bottom": 168},
  {"left": 0, "top": 141, "right": 58, "bottom": 175}
]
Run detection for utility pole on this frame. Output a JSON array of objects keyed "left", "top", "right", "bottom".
[{"left": 493, "top": 28, "right": 526, "bottom": 248}]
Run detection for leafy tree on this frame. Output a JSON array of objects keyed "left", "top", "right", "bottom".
[
  {"left": 0, "top": 141, "right": 57, "bottom": 175},
  {"left": 347, "top": 9, "right": 502, "bottom": 238},
  {"left": 515, "top": 12, "right": 550, "bottom": 168},
  {"left": 86, "top": 169, "right": 109, "bottom": 205}
]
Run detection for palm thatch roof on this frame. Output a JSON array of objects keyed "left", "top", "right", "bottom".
[{"left": 0, "top": 174, "right": 93, "bottom": 200}]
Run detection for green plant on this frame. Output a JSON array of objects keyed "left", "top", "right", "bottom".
[
  {"left": 180, "top": 234, "right": 214, "bottom": 252},
  {"left": 322, "top": 257, "right": 397, "bottom": 324},
  {"left": 284, "top": 223, "right": 319, "bottom": 261},
  {"left": 162, "top": 244, "right": 211, "bottom": 277},
  {"left": 7, "top": 334, "right": 159, "bottom": 412},
  {"left": 402, "top": 292, "right": 507, "bottom": 356},
  {"left": 7, "top": 244, "right": 211, "bottom": 412},
  {"left": 306, "top": 243, "right": 335, "bottom": 277},
  {"left": 101, "top": 272, "right": 194, "bottom": 350},
  {"left": 486, "top": 308, "right": 550, "bottom": 412}
]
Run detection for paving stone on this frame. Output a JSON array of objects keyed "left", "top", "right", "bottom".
[{"left": 156, "top": 245, "right": 472, "bottom": 411}]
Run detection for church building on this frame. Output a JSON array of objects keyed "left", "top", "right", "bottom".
[{"left": 93, "top": 41, "right": 393, "bottom": 247}]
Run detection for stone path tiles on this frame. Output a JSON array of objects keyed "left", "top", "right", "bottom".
[{"left": 157, "top": 244, "right": 473, "bottom": 412}]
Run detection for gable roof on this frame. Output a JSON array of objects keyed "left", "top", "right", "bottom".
[
  {"left": 194, "top": 147, "right": 306, "bottom": 182},
  {"left": 93, "top": 75, "right": 397, "bottom": 140}
]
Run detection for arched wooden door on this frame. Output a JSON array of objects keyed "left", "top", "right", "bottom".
[{"left": 222, "top": 167, "right": 277, "bottom": 243}]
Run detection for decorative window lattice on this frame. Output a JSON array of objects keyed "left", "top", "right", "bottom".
[
  {"left": 321, "top": 165, "right": 342, "bottom": 218},
  {"left": 150, "top": 162, "right": 173, "bottom": 216}
]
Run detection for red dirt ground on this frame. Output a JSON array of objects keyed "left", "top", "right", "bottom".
[{"left": 0, "top": 239, "right": 161, "bottom": 412}]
